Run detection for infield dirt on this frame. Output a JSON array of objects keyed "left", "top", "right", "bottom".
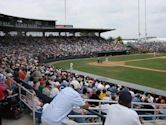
[{"left": 89, "top": 56, "right": 166, "bottom": 73}]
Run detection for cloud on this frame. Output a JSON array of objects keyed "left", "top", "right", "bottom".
[{"left": 0, "top": 0, "right": 165, "bottom": 38}]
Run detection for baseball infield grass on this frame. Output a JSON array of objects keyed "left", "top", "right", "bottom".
[{"left": 53, "top": 53, "right": 166, "bottom": 90}]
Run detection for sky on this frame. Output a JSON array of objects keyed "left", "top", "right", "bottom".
[{"left": 0, "top": 0, "right": 166, "bottom": 38}]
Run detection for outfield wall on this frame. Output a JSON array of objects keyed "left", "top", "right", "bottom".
[{"left": 42, "top": 51, "right": 127, "bottom": 63}]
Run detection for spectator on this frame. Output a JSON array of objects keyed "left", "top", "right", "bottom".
[
  {"left": 99, "top": 89, "right": 107, "bottom": 100},
  {"left": 42, "top": 81, "right": 51, "bottom": 97},
  {"left": 89, "top": 90, "right": 101, "bottom": 106},
  {"left": 128, "top": 41, "right": 166, "bottom": 53},
  {"left": 41, "top": 86, "right": 89, "bottom": 125},
  {"left": 103, "top": 91, "right": 111, "bottom": 101},
  {"left": 0, "top": 36, "right": 166, "bottom": 124},
  {"left": 81, "top": 88, "right": 89, "bottom": 99},
  {"left": 101, "top": 90, "right": 142, "bottom": 125},
  {"left": 50, "top": 87, "right": 59, "bottom": 98},
  {"left": 157, "top": 99, "right": 166, "bottom": 120}
]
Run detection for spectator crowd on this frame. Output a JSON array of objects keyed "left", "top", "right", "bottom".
[
  {"left": 128, "top": 41, "right": 166, "bottom": 53},
  {"left": 0, "top": 36, "right": 166, "bottom": 124},
  {"left": 0, "top": 37, "right": 126, "bottom": 62}
]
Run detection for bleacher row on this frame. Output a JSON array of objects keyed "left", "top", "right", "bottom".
[
  {"left": 15, "top": 75, "right": 166, "bottom": 125},
  {"left": 0, "top": 67, "right": 165, "bottom": 124},
  {"left": 0, "top": 37, "right": 126, "bottom": 62},
  {"left": 0, "top": 36, "right": 166, "bottom": 125},
  {"left": 128, "top": 41, "right": 166, "bottom": 53}
]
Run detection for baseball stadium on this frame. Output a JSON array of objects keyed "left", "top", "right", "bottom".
[
  {"left": 0, "top": 1, "right": 166, "bottom": 125},
  {"left": 54, "top": 53, "right": 166, "bottom": 91}
]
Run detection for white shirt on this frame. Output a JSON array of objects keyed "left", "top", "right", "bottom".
[
  {"left": 50, "top": 87, "right": 59, "bottom": 98},
  {"left": 148, "top": 96, "right": 154, "bottom": 103},
  {"left": 42, "top": 87, "right": 85, "bottom": 125},
  {"left": 97, "top": 83, "right": 104, "bottom": 90},
  {"left": 105, "top": 84, "right": 110, "bottom": 90},
  {"left": 101, "top": 104, "right": 141, "bottom": 125},
  {"left": 103, "top": 96, "right": 110, "bottom": 101}
]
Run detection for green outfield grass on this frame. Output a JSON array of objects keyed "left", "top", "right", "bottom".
[
  {"left": 126, "top": 58, "right": 166, "bottom": 70},
  {"left": 98, "top": 53, "right": 166, "bottom": 62},
  {"left": 53, "top": 53, "right": 166, "bottom": 90}
]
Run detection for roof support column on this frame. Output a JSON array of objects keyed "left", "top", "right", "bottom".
[
  {"left": 42, "top": 32, "right": 45, "bottom": 37},
  {"left": 99, "top": 32, "right": 101, "bottom": 37}
]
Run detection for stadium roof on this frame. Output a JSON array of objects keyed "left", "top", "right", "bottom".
[
  {"left": 146, "top": 37, "right": 166, "bottom": 42},
  {"left": 0, "top": 26, "right": 115, "bottom": 33},
  {"left": 0, "top": 13, "right": 115, "bottom": 33},
  {"left": 55, "top": 27, "right": 115, "bottom": 33},
  {"left": 0, "top": 13, "right": 56, "bottom": 22}
]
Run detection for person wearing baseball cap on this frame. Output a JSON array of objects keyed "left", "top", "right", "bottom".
[
  {"left": 42, "top": 82, "right": 89, "bottom": 125},
  {"left": 70, "top": 78, "right": 81, "bottom": 91},
  {"left": 101, "top": 90, "right": 142, "bottom": 125}
]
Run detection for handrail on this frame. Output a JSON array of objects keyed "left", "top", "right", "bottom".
[
  {"left": 86, "top": 109, "right": 106, "bottom": 120},
  {"left": 83, "top": 107, "right": 166, "bottom": 111},
  {"left": 84, "top": 99, "right": 166, "bottom": 106},
  {"left": 16, "top": 83, "right": 166, "bottom": 125},
  {"left": 16, "top": 83, "right": 36, "bottom": 125}
]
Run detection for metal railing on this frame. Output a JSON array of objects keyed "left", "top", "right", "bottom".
[
  {"left": 17, "top": 83, "right": 37, "bottom": 125},
  {"left": 70, "top": 99, "right": 166, "bottom": 125},
  {"left": 16, "top": 83, "right": 166, "bottom": 125}
]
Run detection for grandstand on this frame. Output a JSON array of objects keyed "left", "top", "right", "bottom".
[
  {"left": 0, "top": 13, "right": 166, "bottom": 125},
  {"left": 0, "top": 13, "right": 114, "bottom": 37}
]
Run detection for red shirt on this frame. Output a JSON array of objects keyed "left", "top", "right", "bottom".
[
  {"left": 0, "top": 87, "right": 4, "bottom": 100},
  {"left": 19, "top": 70, "right": 26, "bottom": 80}
]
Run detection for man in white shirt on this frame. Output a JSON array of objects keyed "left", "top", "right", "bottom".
[
  {"left": 42, "top": 85, "right": 89, "bottom": 125},
  {"left": 102, "top": 90, "right": 142, "bottom": 125}
]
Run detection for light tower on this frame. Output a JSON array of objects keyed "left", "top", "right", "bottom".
[
  {"left": 138, "top": 0, "right": 141, "bottom": 41},
  {"left": 64, "top": 0, "right": 67, "bottom": 25},
  {"left": 144, "top": 0, "right": 147, "bottom": 42}
]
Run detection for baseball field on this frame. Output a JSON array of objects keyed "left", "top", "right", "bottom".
[{"left": 53, "top": 53, "right": 166, "bottom": 91}]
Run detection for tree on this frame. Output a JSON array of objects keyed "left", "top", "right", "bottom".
[
  {"left": 107, "top": 36, "right": 114, "bottom": 42},
  {"left": 115, "top": 36, "right": 123, "bottom": 44}
]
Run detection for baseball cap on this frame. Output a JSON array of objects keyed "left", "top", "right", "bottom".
[
  {"left": 119, "top": 90, "right": 132, "bottom": 104},
  {"left": 70, "top": 80, "right": 81, "bottom": 90}
]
